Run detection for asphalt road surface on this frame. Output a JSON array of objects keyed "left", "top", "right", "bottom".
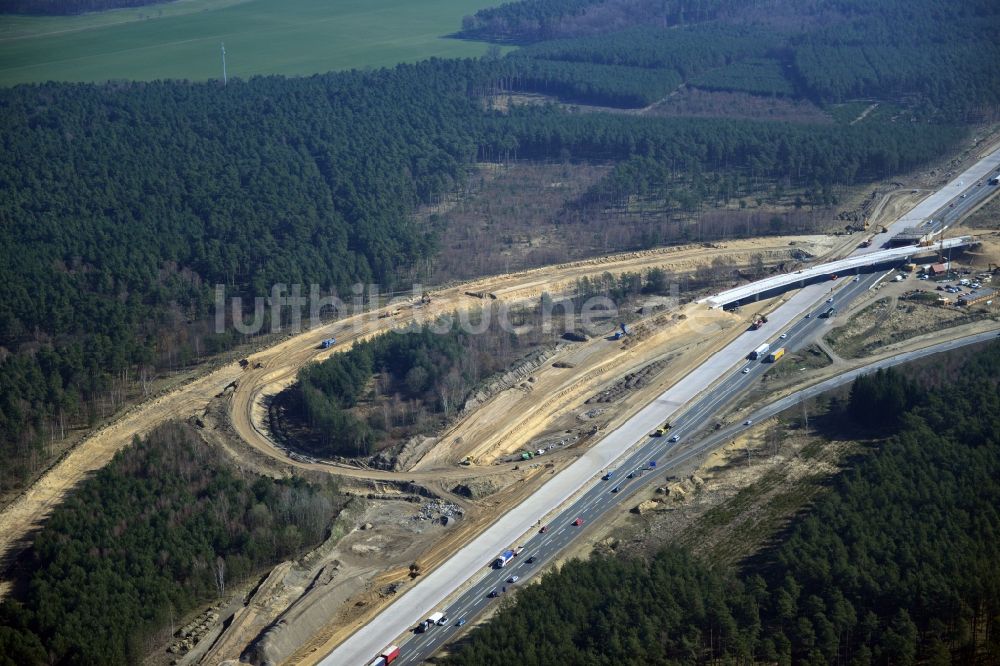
[
  {"left": 389, "top": 272, "right": 880, "bottom": 666},
  {"left": 393, "top": 320, "right": 1000, "bottom": 666},
  {"left": 327, "top": 148, "right": 1000, "bottom": 666}
]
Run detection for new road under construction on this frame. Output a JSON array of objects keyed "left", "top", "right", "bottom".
[
  {"left": 317, "top": 146, "right": 1000, "bottom": 665},
  {"left": 1, "top": 145, "right": 998, "bottom": 666}
]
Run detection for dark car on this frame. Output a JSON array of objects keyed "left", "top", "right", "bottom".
[
  {"left": 526, "top": 556, "right": 536, "bottom": 564},
  {"left": 539, "top": 525, "right": 548, "bottom": 534},
  {"left": 456, "top": 618, "right": 467, "bottom": 627}
]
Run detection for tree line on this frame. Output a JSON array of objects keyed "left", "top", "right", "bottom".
[
  {"left": 0, "top": 422, "right": 344, "bottom": 665},
  {"left": 460, "top": 0, "right": 734, "bottom": 43},
  {"left": 0, "top": 0, "right": 988, "bottom": 498},
  {"left": 468, "top": 0, "right": 999, "bottom": 116},
  {"left": 445, "top": 343, "right": 1000, "bottom": 664},
  {"left": 281, "top": 311, "right": 543, "bottom": 459}
]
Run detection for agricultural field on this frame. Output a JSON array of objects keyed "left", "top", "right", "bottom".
[{"left": 0, "top": 0, "right": 502, "bottom": 85}]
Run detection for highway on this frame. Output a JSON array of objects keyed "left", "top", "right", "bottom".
[
  {"left": 340, "top": 275, "right": 879, "bottom": 665},
  {"left": 325, "top": 146, "right": 1000, "bottom": 666},
  {"left": 392, "top": 313, "right": 1000, "bottom": 666}
]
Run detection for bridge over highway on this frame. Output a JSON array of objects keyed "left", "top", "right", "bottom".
[{"left": 698, "top": 236, "right": 977, "bottom": 309}]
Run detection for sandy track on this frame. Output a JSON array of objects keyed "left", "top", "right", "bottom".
[{"left": 0, "top": 236, "right": 823, "bottom": 582}]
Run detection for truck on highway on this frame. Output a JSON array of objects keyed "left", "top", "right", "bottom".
[
  {"left": 766, "top": 348, "right": 785, "bottom": 362},
  {"left": 367, "top": 645, "right": 400, "bottom": 666},
  {"left": 820, "top": 307, "right": 836, "bottom": 318},
  {"left": 319, "top": 338, "right": 336, "bottom": 349},
  {"left": 417, "top": 612, "right": 445, "bottom": 632},
  {"left": 494, "top": 550, "right": 516, "bottom": 568},
  {"left": 748, "top": 343, "right": 770, "bottom": 360}
]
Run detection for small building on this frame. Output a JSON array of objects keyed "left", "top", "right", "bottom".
[
  {"left": 957, "top": 288, "right": 996, "bottom": 307},
  {"left": 928, "top": 262, "right": 951, "bottom": 275}
]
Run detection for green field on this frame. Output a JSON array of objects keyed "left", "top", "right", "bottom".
[{"left": 0, "top": 0, "right": 504, "bottom": 86}]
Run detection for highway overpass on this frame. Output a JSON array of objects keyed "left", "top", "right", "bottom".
[{"left": 699, "top": 236, "right": 977, "bottom": 309}]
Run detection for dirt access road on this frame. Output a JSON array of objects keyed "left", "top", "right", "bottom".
[
  {"left": 227, "top": 236, "right": 832, "bottom": 481},
  {"left": 0, "top": 236, "right": 825, "bottom": 587}
]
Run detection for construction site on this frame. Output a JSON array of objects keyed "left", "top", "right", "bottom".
[{"left": 1, "top": 137, "right": 999, "bottom": 666}]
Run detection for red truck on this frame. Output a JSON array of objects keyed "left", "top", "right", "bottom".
[
  {"left": 750, "top": 315, "right": 768, "bottom": 330},
  {"left": 367, "top": 645, "right": 400, "bottom": 666}
]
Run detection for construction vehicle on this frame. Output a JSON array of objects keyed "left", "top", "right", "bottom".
[
  {"left": 748, "top": 343, "right": 770, "bottom": 360},
  {"left": 766, "top": 348, "right": 785, "bottom": 362},
  {"left": 612, "top": 322, "right": 630, "bottom": 340},
  {"left": 750, "top": 315, "right": 768, "bottom": 330},
  {"left": 859, "top": 237, "right": 873, "bottom": 248},
  {"left": 652, "top": 422, "right": 672, "bottom": 436}
]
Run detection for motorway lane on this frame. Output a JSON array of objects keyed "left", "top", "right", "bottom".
[
  {"left": 886, "top": 148, "right": 1000, "bottom": 237},
  {"left": 390, "top": 274, "right": 885, "bottom": 665},
  {"left": 333, "top": 278, "right": 889, "bottom": 666},
  {"left": 394, "top": 303, "right": 1000, "bottom": 666},
  {"left": 329, "top": 151, "right": 1000, "bottom": 666}
]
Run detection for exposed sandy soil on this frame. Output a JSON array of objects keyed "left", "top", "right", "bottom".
[
  {"left": 827, "top": 286, "right": 996, "bottom": 359},
  {"left": 0, "top": 236, "right": 825, "bottom": 602}
]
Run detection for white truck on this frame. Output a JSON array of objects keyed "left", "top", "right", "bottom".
[
  {"left": 748, "top": 343, "right": 770, "bottom": 360},
  {"left": 417, "top": 612, "right": 445, "bottom": 632}
]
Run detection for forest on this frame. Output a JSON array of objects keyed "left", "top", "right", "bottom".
[
  {"left": 2, "top": 0, "right": 997, "bottom": 510},
  {"left": 280, "top": 312, "right": 544, "bottom": 459},
  {"left": 0, "top": 0, "right": 163, "bottom": 14},
  {"left": 0, "top": 422, "right": 344, "bottom": 665},
  {"left": 460, "top": 0, "right": 730, "bottom": 42},
  {"left": 445, "top": 344, "right": 1000, "bottom": 664},
  {"left": 468, "top": 0, "right": 1000, "bottom": 115}
]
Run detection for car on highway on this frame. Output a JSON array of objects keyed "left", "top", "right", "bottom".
[
  {"left": 626, "top": 471, "right": 636, "bottom": 479},
  {"left": 780, "top": 333, "right": 788, "bottom": 339},
  {"left": 437, "top": 616, "right": 449, "bottom": 626},
  {"left": 526, "top": 556, "right": 536, "bottom": 564},
  {"left": 539, "top": 525, "right": 548, "bottom": 533},
  {"left": 805, "top": 313, "right": 811, "bottom": 318},
  {"left": 742, "top": 367, "right": 750, "bottom": 374},
  {"left": 611, "top": 485, "right": 620, "bottom": 493},
  {"left": 506, "top": 575, "right": 519, "bottom": 584},
  {"left": 853, "top": 277, "right": 860, "bottom": 282},
  {"left": 602, "top": 471, "right": 614, "bottom": 481},
  {"left": 488, "top": 588, "right": 499, "bottom": 598},
  {"left": 744, "top": 419, "right": 753, "bottom": 426},
  {"left": 456, "top": 618, "right": 467, "bottom": 627},
  {"left": 826, "top": 297, "right": 834, "bottom": 303},
  {"left": 669, "top": 434, "right": 680, "bottom": 442},
  {"left": 573, "top": 517, "right": 584, "bottom": 526}
]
